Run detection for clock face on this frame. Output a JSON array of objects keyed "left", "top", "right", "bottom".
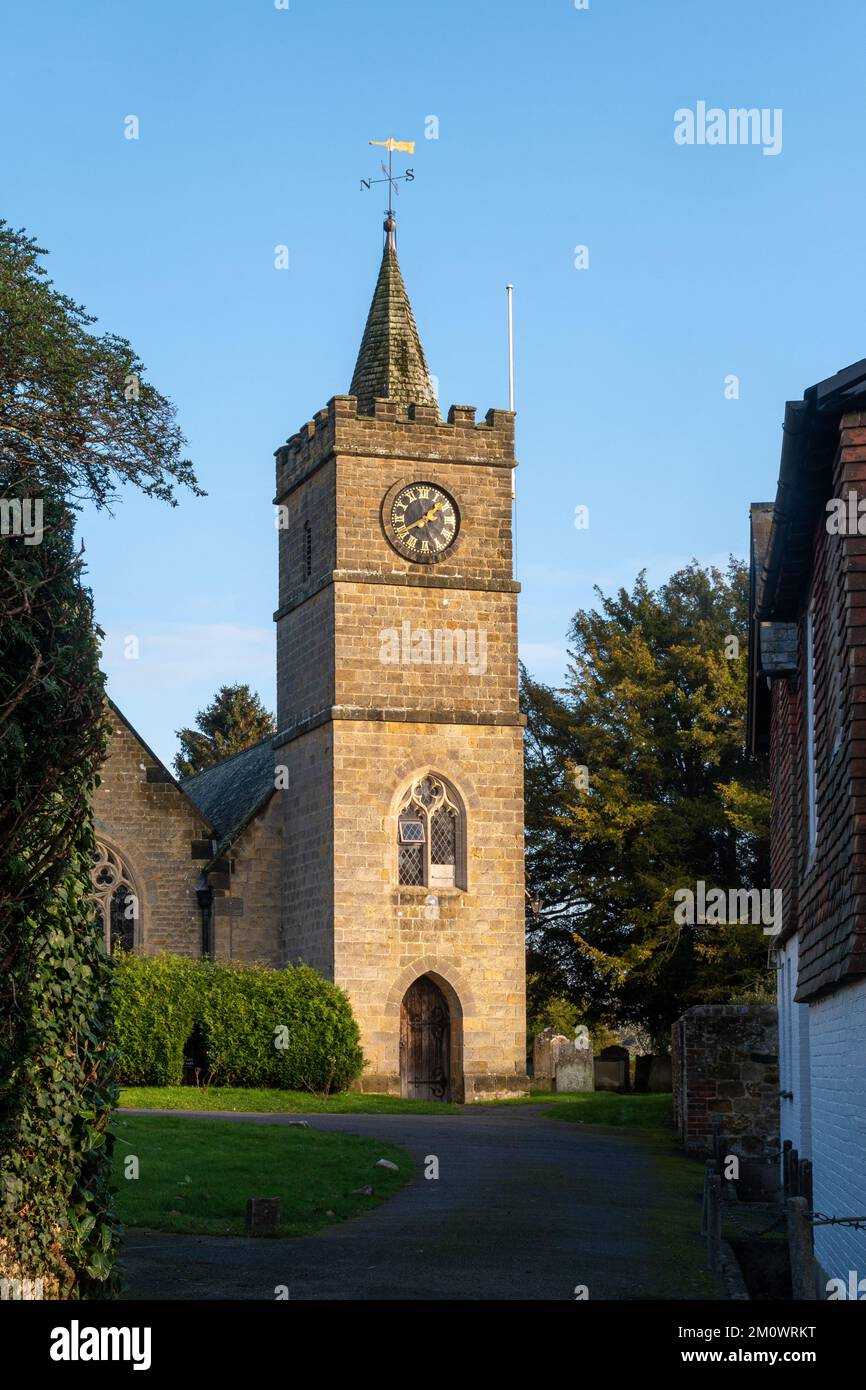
[{"left": 386, "top": 482, "right": 459, "bottom": 563}]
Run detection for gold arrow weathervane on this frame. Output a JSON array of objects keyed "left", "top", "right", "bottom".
[{"left": 360, "top": 136, "right": 416, "bottom": 227}]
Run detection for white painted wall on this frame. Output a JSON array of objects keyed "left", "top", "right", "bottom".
[
  {"left": 776, "top": 933, "right": 812, "bottom": 1160},
  {"left": 808, "top": 977, "right": 866, "bottom": 1292}
]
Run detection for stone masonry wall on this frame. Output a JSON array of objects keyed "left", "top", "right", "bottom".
[
  {"left": 332, "top": 720, "right": 527, "bottom": 1099},
  {"left": 333, "top": 452, "right": 515, "bottom": 586},
  {"left": 672, "top": 1004, "right": 779, "bottom": 1163},
  {"left": 94, "top": 717, "right": 210, "bottom": 957},
  {"left": 277, "top": 720, "right": 334, "bottom": 978},
  {"left": 334, "top": 581, "right": 518, "bottom": 717},
  {"left": 277, "top": 455, "right": 337, "bottom": 612},
  {"left": 214, "top": 795, "right": 283, "bottom": 966},
  {"left": 276, "top": 584, "right": 335, "bottom": 733},
  {"left": 274, "top": 394, "right": 526, "bottom": 1100},
  {"left": 274, "top": 396, "right": 515, "bottom": 505}
]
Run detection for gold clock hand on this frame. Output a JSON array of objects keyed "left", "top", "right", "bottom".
[{"left": 407, "top": 501, "right": 445, "bottom": 530}]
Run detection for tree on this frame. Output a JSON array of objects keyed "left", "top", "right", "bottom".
[
  {"left": 0, "top": 221, "right": 200, "bottom": 1296},
  {"left": 173, "top": 684, "right": 275, "bottom": 777},
  {"left": 0, "top": 223, "right": 201, "bottom": 509},
  {"left": 522, "top": 559, "right": 771, "bottom": 1046}
]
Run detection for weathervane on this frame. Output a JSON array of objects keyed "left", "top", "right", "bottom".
[{"left": 361, "top": 137, "right": 415, "bottom": 242}]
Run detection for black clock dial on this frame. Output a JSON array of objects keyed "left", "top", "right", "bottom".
[{"left": 387, "top": 482, "right": 459, "bottom": 563}]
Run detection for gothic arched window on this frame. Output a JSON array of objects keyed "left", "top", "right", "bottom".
[
  {"left": 397, "top": 775, "right": 465, "bottom": 890},
  {"left": 91, "top": 843, "right": 139, "bottom": 954}
]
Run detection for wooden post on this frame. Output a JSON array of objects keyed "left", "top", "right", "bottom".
[
  {"left": 790, "top": 1147, "right": 799, "bottom": 1199},
  {"left": 782, "top": 1138, "right": 793, "bottom": 1196},
  {"left": 706, "top": 1174, "right": 722, "bottom": 1272},
  {"left": 787, "top": 1197, "right": 815, "bottom": 1300},
  {"left": 800, "top": 1159, "right": 814, "bottom": 1208},
  {"left": 701, "top": 1158, "right": 717, "bottom": 1236}
]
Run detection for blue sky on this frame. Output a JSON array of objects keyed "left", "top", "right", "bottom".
[{"left": 3, "top": 0, "right": 864, "bottom": 767}]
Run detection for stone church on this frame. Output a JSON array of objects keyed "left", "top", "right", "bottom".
[{"left": 93, "top": 215, "right": 528, "bottom": 1101}]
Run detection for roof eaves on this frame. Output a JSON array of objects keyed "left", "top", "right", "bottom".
[{"left": 204, "top": 785, "right": 277, "bottom": 868}]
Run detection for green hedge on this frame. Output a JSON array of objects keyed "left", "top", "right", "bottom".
[{"left": 112, "top": 955, "right": 365, "bottom": 1092}]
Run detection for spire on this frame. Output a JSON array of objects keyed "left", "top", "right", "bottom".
[{"left": 349, "top": 217, "right": 439, "bottom": 417}]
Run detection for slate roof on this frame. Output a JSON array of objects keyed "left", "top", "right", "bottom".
[
  {"left": 180, "top": 734, "right": 276, "bottom": 852},
  {"left": 349, "top": 229, "right": 439, "bottom": 416}
]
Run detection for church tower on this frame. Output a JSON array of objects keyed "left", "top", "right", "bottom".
[{"left": 273, "top": 214, "right": 527, "bottom": 1100}]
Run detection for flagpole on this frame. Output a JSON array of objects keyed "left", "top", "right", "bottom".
[
  {"left": 507, "top": 283, "right": 517, "bottom": 579},
  {"left": 507, "top": 284, "right": 515, "bottom": 500}
]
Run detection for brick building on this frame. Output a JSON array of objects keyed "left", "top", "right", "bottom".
[
  {"left": 94, "top": 215, "right": 529, "bottom": 1102},
  {"left": 748, "top": 357, "right": 866, "bottom": 1291}
]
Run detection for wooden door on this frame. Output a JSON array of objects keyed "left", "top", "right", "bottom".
[{"left": 400, "top": 976, "right": 451, "bottom": 1101}]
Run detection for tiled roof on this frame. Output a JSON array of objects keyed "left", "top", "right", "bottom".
[
  {"left": 349, "top": 236, "right": 438, "bottom": 416},
  {"left": 180, "top": 735, "right": 275, "bottom": 850}
]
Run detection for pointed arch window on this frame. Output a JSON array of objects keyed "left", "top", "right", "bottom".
[
  {"left": 397, "top": 775, "right": 465, "bottom": 889},
  {"left": 91, "top": 843, "right": 139, "bottom": 954}
]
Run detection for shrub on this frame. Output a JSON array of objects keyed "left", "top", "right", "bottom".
[
  {"left": 112, "top": 956, "right": 365, "bottom": 1092},
  {"left": 111, "top": 954, "right": 202, "bottom": 1086}
]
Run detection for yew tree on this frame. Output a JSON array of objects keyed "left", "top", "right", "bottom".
[
  {"left": 523, "top": 560, "right": 771, "bottom": 1045},
  {"left": 173, "top": 683, "right": 275, "bottom": 778},
  {"left": 0, "top": 221, "right": 200, "bottom": 1296}
]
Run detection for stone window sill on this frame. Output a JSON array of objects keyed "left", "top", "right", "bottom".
[{"left": 393, "top": 888, "right": 466, "bottom": 900}]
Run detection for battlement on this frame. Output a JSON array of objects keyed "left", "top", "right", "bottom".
[{"left": 275, "top": 395, "right": 515, "bottom": 501}]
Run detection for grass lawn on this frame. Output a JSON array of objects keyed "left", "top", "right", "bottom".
[
  {"left": 487, "top": 1091, "right": 674, "bottom": 1128},
  {"left": 119, "top": 1086, "right": 462, "bottom": 1115},
  {"left": 640, "top": 1131, "right": 723, "bottom": 1299},
  {"left": 119, "top": 1087, "right": 671, "bottom": 1128},
  {"left": 111, "top": 1114, "right": 412, "bottom": 1237}
]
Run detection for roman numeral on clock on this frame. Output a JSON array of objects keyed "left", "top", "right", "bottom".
[{"left": 384, "top": 480, "right": 460, "bottom": 563}]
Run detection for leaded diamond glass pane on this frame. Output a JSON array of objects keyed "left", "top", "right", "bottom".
[
  {"left": 399, "top": 842, "right": 424, "bottom": 886},
  {"left": 431, "top": 807, "right": 456, "bottom": 865}
]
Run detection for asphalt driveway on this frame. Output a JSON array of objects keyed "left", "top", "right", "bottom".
[{"left": 119, "top": 1104, "right": 719, "bottom": 1301}]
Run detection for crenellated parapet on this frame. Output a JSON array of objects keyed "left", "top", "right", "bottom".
[{"left": 275, "top": 395, "right": 515, "bottom": 502}]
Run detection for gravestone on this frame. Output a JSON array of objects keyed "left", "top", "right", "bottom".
[
  {"left": 553, "top": 1033, "right": 595, "bottom": 1093},
  {"left": 634, "top": 1053, "right": 672, "bottom": 1093},
  {"left": 648, "top": 1054, "right": 672, "bottom": 1091},
  {"left": 594, "top": 1044, "right": 630, "bottom": 1092},
  {"left": 532, "top": 1027, "right": 570, "bottom": 1091}
]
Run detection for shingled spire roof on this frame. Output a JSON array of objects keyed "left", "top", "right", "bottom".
[{"left": 349, "top": 217, "right": 438, "bottom": 417}]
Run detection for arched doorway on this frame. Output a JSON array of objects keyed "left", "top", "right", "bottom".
[{"left": 400, "top": 975, "right": 452, "bottom": 1101}]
